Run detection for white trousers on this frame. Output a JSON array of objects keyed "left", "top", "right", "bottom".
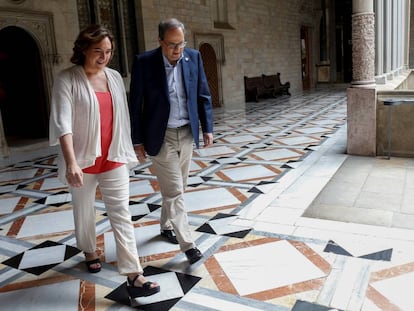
[
  {"left": 70, "top": 165, "right": 143, "bottom": 275},
  {"left": 150, "top": 125, "right": 195, "bottom": 252}
]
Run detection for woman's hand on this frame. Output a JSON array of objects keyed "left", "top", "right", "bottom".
[{"left": 66, "top": 163, "right": 83, "bottom": 187}]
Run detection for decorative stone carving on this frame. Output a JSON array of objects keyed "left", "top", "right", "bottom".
[
  {"left": 352, "top": 12, "right": 375, "bottom": 86},
  {"left": 0, "top": 9, "right": 58, "bottom": 156},
  {"left": 0, "top": 9, "right": 58, "bottom": 60},
  {"left": 194, "top": 33, "right": 225, "bottom": 64}
]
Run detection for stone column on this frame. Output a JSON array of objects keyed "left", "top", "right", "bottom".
[
  {"left": 347, "top": 0, "right": 376, "bottom": 156},
  {"left": 317, "top": 0, "right": 330, "bottom": 82},
  {"left": 384, "top": 0, "right": 392, "bottom": 73},
  {"left": 320, "top": 0, "right": 328, "bottom": 62},
  {"left": 351, "top": 0, "right": 376, "bottom": 87},
  {"left": 404, "top": 0, "right": 411, "bottom": 70},
  {"left": 375, "top": 0, "right": 384, "bottom": 81}
]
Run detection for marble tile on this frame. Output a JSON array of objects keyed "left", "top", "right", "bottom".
[
  {"left": 294, "top": 126, "right": 328, "bottom": 134},
  {"left": 0, "top": 168, "right": 38, "bottom": 182},
  {"left": 19, "top": 244, "right": 67, "bottom": 269},
  {"left": 184, "top": 188, "right": 241, "bottom": 212},
  {"left": 195, "top": 145, "right": 236, "bottom": 157},
  {"left": 39, "top": 177, "right": 66, "bottom": 190},
  {"left": 129, "top": 179, "right": 156, "bottom": 196},
  {"left": 277, "top": 136, "right": 320, "bottom": 146},
  {"left": 370, "top": 271, "right": 414, "bottom": 311},
  {"left": 36, "top": 191, "right": 71, "bottom": 206},
  {"left": 0, "top": 196, "right": 20, "bottom": 214},
  {"left": 196, "top": 213, "right": 252, "bottom": 238},
  {"left": 0, "top": 279, "right": 81, "bottom": 311},
  {"left": 104, "top": 223, "right": 179, "bottom": 262},
  {"left": 106, "top": 266, "right": 201, "bottom": 309},
  {"left": 17, "top": 210, "right": 75, "bottom": 238},
  {"left": 253, "top": 148, "right": 302, "bottom": 161},
  {"left": 222, "top": 134, "right": 262, "bottom": 144},
  {"left": 214, "top": 240, "right": 326, "bottom": 296},
  {"left": 178, "top": 287, "right": 283, "bottom": 311},
  {"left": 246, "top": 126, "right": 278, "bottom": 133},
  {"left": 2, "top": 240, "right": 80, "bottom": 275},
  {"left": 220, "top": 164, "right": 279, "bottom": 181},
  {"left": 6, "top": 89, "right": 410, "bottom": 311}
]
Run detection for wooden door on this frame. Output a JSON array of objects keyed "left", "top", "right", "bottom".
[{"left": 199, "top": 43, "right": 221, "bottom": 107}]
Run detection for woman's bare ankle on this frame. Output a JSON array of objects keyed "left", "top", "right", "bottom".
[{"left": 84, "top": 252, "right": 98, "bottom": 261}]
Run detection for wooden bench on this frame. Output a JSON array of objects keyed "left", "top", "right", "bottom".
[
  {"left": 244, "top": 73, "right": 290, "bottom": 102},
  {"left": 262, "top": 73, "right": 291, "bottom": 96},
  {"left": 243, "top": 76, "right": 270, "bottom": 102}
]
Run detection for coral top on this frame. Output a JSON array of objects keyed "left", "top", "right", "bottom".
[{"left": 83, "top": 92, "right": 123, "bottom": 174}]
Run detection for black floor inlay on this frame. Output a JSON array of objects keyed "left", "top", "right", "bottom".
[
  {"left": 105, "top": 266, "right": 201, "bottom": 310},
  {"left": 2, "top": 240, "right": 81, "bottom": 275}
]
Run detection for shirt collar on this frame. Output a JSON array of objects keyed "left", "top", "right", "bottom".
[{"left": 162, "top": 53, "right": 183, "bottom": 67}]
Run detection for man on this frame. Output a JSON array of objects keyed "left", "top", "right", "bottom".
[{"left": 129, "top": 18, "right": 213, "bottom": 264}]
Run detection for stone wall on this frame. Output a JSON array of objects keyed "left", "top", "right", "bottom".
[
  {"left": 0, "top": 0, "right": 316, "bottom": 109},
  {"left": 137, "top": 0, "right": 315, "bottom": 107}
]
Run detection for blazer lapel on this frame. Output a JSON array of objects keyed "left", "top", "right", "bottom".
[
  {"left": 181, "top": 51, "right": 191, "bottom": 99},
  {"left": 151, "top": 48, "right": 169, "bottom": 102}
]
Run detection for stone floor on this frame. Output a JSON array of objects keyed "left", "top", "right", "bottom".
[{"left": 0, "top": 87, "right": 413, "bottom": 310}]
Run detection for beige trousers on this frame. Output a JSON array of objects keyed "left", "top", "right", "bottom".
[
  {"left": 150, "top": 125, "right": 195, "bottom": 252},
  {"left": 70, "top": 165, "right": 143, "bottom": 275}
]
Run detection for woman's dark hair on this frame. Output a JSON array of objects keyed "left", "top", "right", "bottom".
[
  {"left": 70, "top": 24, "right": 115, "bottom": 65},
  {"left": 158, "top": 18, "right": 185, "bottom": 40}
]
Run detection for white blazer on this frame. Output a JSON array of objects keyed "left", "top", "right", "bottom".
[{"left": 49, "top": 65, "right": 137, "bottom": 183}]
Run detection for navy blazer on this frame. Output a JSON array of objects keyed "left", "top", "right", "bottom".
[{"left": 129, "top": 47, "right": 213, "bottom": 156}]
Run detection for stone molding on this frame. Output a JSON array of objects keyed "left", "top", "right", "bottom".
[
  {"left": 194, "top": 33, "right": 225, "bottom": 64},
  {"left": 0, "top": 8, "right": 58, "bottom": 156}
]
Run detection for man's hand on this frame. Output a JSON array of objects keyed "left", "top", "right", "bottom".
[
  {"left": 203, "top": 133, "right": 213, "bottom": 148},
  {"left": 134, "top": 144, "right": 147, "bottom": 163}
]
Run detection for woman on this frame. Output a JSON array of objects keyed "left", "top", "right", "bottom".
[{"left": 49, "top": 24, "right": 160, "bottom": 298}]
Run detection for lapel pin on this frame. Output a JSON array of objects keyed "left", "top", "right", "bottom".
[{"left": 185, "top": 57, "right": 189, "bottom": 61}]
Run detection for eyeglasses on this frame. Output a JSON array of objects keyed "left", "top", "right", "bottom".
[{"left": 163, "top": 40, "right": 187, "bottom": 50}]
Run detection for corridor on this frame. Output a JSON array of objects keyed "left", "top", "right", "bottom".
[{"left": 0, "top": 88, "right": 413, "bottom": 310}]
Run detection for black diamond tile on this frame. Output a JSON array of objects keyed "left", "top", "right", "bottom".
[
  {"left": 105, "top": 266, "right": 201, "bottom": 310},
  {"left": 104, "top": 201, "right": 161, "bottom": 221},
  {"left": 359, "top": 248, "right": 392, "bottom": 261},
  {"left": 2, "top": 240, "right": 81, "bottom": 275},
  {"left": 324, "top": 240, "right": 392, "bottom": 261},
  {"left": 34, "top": 190, "right": 71, "bottom": 206},
  {"left": 196, "top": 213, "right": 252, "bottom": 239},
  {"left": 323, "top": 240, "right": 353, "bottom": 257}
]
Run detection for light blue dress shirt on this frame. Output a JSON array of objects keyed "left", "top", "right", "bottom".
[{"left": 162, "top": 54, "right": 189, "bottom": 128}]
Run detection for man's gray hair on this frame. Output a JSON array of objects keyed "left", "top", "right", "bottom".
[{"left": 158, "top": 18, "right": 186, "bottom": 40}]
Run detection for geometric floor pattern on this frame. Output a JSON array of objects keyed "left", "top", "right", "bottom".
[{"left": 1, "top": 88, "right": 413, "bottom": 310}]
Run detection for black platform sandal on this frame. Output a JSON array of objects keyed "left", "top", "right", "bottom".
[
  {"left": 84, "top": 253, "right": 102, "bottom": 273},
  {"left": 127, "top": 274, "right": 160, "bottom": 298}
]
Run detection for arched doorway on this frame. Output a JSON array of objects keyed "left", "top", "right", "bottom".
[
  {"left": 0, "top": 26, "right": 48, "bottom": 146},
  {"left": 199, "top": 43, "right": 221, "bottom": 108}
]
